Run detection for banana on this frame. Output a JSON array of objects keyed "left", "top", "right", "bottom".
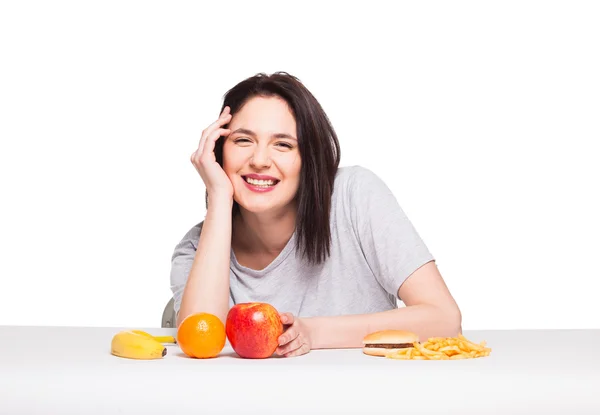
[
  {"left": 131, "top": 329, "right": 177, "bottom": 344},
  {"left": 111, "top": 330, "right": 167, "bottom": 360}
]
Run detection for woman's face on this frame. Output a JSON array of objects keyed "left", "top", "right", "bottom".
[{"left": 223, "top": 96, "right": 301, "bottom": 215}]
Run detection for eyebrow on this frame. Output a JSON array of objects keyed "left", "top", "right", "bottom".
[{"left": 230, "top": 128, "right": 297, "bottom": 141}]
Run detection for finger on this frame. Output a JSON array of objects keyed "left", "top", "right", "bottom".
[
  {"left": 284, "top": 342, "right": 310, "bottom": 358},
  {"left": 196, "top": 108, "right": 232, "bottom": 155},
  {"left": 279, "top": 312, "right": 294, "bottom": 326},
  {"left": 277, "top": 327, "right": 299, "bottom": 348},
  {"left": 198, "top": 117, "right": 231, "bottom": 156},
  {"left": 277, "top": 335, "right": 302, "bottom": 356},
  {"left": 199, "top": 128, "right": 231, "bottom": 158},
  {"left": 200, "top": 108, "right": 232, "bottom": 147},
  {"left": 203, "top": 106, "right": 231, "bottom": 138}
]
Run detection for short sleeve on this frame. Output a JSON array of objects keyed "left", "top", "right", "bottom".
[{"left": 348, "top": 167, "right": 435, "bottom": 300}]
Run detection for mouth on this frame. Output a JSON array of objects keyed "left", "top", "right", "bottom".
[{"left": 241, "top": 175, "right": 280, "bottom": 192}]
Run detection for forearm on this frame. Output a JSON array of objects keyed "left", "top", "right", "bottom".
[
  {"left": 307, "top": 304, "right": 462, "bottom": 349},
  {"left": 177, "top": 197, "right": 233, "bottom": 327}
]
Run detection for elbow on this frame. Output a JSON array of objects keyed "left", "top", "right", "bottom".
[
  {"left": 436, "top": 304, "right": 462, "bottom": 337},
  {"left": 447, "top": 305, "right": 463, "bottom": 336}
]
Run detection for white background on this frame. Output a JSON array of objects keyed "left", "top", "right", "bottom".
[{"left": 0, "top": 1, "right": 598, "bottom": 330}]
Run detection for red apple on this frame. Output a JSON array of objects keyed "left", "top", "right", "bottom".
[{"left": 226, "top": 302, "right": 284, "bottom": 359}]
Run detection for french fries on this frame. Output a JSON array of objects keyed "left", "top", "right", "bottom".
[{"left": 386, "top": 334, "right": 492, "bottom": 360}]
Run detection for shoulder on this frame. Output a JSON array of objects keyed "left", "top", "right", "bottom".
[
  {"left": 171, "top": 221, "right": 204, "bottom": 258},
  {"left": 333, "top": 165, "right": 390, "bottom": 196}
]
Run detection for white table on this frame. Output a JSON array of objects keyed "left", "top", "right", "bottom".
[{"left": 1, "top": 326, "right": 599, "bottom": 414}]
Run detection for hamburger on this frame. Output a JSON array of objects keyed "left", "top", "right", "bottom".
[{"left": 362, "top": 330, "right": 419, "bottom": 357}]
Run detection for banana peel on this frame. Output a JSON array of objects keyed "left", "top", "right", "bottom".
[
  {"left": 131, "top": 329, "right": 177, "bottom": 344},
  {"left": 111, "top": 330, "right": 167, "bottom": 360},
  {"left": 110, "top": 327, "right": 178, "bottom": 360}
]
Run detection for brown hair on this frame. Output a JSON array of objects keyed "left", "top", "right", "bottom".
[{"left": 210, "top": 72, "right": 341, "bottom": 265}]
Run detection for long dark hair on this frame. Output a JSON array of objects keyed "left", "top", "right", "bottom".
[{"left": 210, "top": 72, "right": 341, "bottom": 265}]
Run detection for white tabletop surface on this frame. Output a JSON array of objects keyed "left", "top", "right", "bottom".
[{"left": 1, "top": 326, "right": 599, "bottom": 414}]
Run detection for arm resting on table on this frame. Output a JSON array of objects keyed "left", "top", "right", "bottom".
[{"left": 307, "top": 261, "right": 462, "bottom": 349}]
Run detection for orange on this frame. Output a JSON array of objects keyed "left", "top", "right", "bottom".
[{"left": 177, "top": 312, "right": 226, "bottom": 359}]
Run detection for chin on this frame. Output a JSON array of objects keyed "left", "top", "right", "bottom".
[
  {"left": 237, "top": 200, "right": 282, "bottom": 214},
  {"left": 234, "top": 192, "right": 293, "bottom": 215}
]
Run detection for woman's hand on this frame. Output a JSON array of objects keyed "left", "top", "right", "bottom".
[
  {"left": 191, "top": 106, "right": 234, "bottom": 201},
  {"left": 276, "top": 313, "right": 313, "bottom": 357}
]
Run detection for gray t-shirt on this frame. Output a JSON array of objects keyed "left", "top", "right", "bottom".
[{"left": 169, "top": 165, "right": 434, "bottom": 317}]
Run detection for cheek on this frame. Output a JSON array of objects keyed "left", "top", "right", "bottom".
[
  {"left": 222, "top": 146, "right": 241, "bottom": 172},
  {"left": 275, "top": 153, "right": 301, "bottom": 175},
  {"left": 290, "top": 159, "right": 302, "bottom": 185}
]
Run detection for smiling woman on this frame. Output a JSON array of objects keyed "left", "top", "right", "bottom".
[
  {"left": 170, "top": 72, "right": 462, "bottom": 358},
  {"left": 220, "top": 96, "right": 304, "bottom": 246},
  {"left": 214, "top": 74, "right": 339, "bottom": 266}
]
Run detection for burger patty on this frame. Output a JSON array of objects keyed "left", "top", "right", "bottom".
[{"left": 364, "top": 343, "right": 414, "bottom": 349}]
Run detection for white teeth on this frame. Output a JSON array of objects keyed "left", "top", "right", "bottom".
[{"left": 245, "top": 177, "right": 276, "bottom": 186}]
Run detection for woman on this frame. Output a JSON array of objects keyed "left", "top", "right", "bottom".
[{"left": 170, "top": 72, "right": 462, "bottom": 357}]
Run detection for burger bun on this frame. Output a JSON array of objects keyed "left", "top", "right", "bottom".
[{"left": 362, "top": 330, "right": 419, "bottom": 357}]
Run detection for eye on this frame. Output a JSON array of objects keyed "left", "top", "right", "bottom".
[
  {"left": 234, "top": 138, "right": 252, "bottom": 144},
  {"left": 276, "top": 142, "right": 293, "bottom": 149}
]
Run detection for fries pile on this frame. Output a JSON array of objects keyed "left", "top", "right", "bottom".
[{"left": 386, "top": 334, "right": 492, "bottom": 360}]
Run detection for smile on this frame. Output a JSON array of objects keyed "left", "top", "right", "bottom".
[{"left": 242, "top": 176, "right": 280, "bottom": 193}]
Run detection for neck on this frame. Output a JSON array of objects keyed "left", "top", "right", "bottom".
[{"left": 233, "top": 204, "right": 297, "bottom": 255}]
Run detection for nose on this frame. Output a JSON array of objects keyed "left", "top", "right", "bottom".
[{"left": 249, "top": 145, "right": 272, "bottom": 168}]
